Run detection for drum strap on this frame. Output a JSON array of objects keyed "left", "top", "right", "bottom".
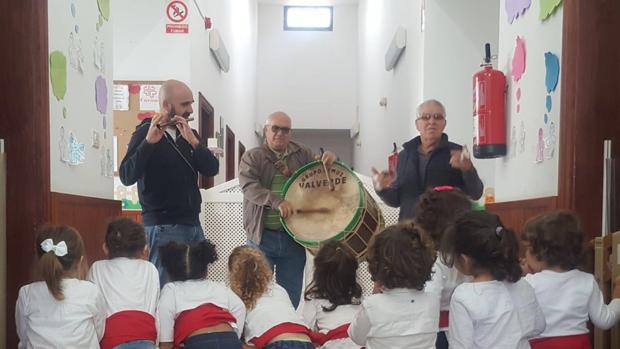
[{"left": 262, "top": 144, "right": 292, "bottom": 178}]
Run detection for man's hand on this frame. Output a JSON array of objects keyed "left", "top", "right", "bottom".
[
  {"left": 613, "top": 276, "right": 620, "bottom": 299},
  {"left": 372, "top": 281, "right": 384, "bottom": 294},
  {"left": 277, "top": 200, "right": 294, "bottom": 219},
  {"left": 145, "top": 113, "right": 167, "bottom": 144},
  {"left": 449, "top": 149, "right": 473, "bottom": 172},
  {"left": 174, "top": 116, "right": 200, "bottom": 148},
  {"left": 371, "top": 167, "right": 395, "bottom": 191},
  {"left": 520, "top": 257, "right": 534, "bottom": 275},
  {"left": 321, "top": 151, "right": 337, "bottom": 166}
]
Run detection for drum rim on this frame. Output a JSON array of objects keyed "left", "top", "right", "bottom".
[{"left": 279, "top": 160, "right": 364, "bottom": 247}]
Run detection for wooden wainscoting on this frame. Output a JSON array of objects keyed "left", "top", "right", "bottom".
[
  {"left": 486, "top": 196, "right": 558, "bottom": 235},
  {"left": 50, "top": 192, "right": 121, "bottom": 263}
]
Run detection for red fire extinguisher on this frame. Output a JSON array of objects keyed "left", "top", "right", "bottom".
[
  {"left": 473, "top": 43, "right": 507, "bottom": 158},
  {"left": 388, "top": 142, "right": 398, "bottom": 173}
]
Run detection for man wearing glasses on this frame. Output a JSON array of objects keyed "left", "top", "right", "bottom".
[
  {"left": 372, "top": 99, "right": 483, "bottom": 221},
  {"left": 239, "top": 111, "right": 336, "bottom": 308}
]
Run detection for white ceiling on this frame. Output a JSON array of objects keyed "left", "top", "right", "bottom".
[{"left": 257, "top": 0, "right": 359, "bottom": 5}]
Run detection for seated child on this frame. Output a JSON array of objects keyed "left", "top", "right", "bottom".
[
  {"left": 415, "top": 186, "right": 473, "bottom": 349},
  {"left": 88, "top": 217, "right": 160, "bottom": 349},
  {"left": 228, "top": 245, "right": 314, "bottom": 349},
  {"left": 522, "top": 211, "right": 620, "bottom": 349},
  {"left": 157, "top": 241, "right": 246, "bottom": 349},
  {"left": 348, "top": 222, "right": 440, "bottom": 349},
  {"left": 302, "top": 240, "right": 363, "bottom": 348},
  {"left": 16, "top": 225, "right": 105, "bottom": 348},
  {"left": 441, "top": 211, "right": 546, "bottom": 349}
]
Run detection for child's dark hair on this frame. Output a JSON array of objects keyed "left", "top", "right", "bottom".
[
  {"left": 367, "top": 221, "right": 435, "bottom": 290},
  {"left": 305, "top": 240, "right": 362, "bottom": 311},
  {"left": 522, "top": 210, "right": 584, "bottom": 270},
  {"left": 160, "top": 240, "right": 217, "bottom": 282},
  {"left": 441, "top": 211, "right": 521, "bottom": 282},
  {"left": 105, "top": 217, "right": 146, "bottom": 258},
  {"left": 228, "top": 246, "right": 273, "bottom": 310},
  {"left": 414, "top": 187, "right": 472, "bottom": 248},
  {"left": 35, "top": 225, "right": 85, "bottom": 300}
]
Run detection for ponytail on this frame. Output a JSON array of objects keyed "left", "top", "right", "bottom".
[
  {"left": 34, "top": 225, "right": 85, "bottom": 300},
  {"left": 38, "top": 251, "right": 66, "bottom": 300},
  {"left": 494, "top": 226, "right": 522, "bottom": 282},
  {"left": 228, "top": 246, "right": 272, "bottom": 309},
  {"left": 160, "top": 240, "right": 218, "bottom": 282}
]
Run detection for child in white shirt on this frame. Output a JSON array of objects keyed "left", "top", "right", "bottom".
[
  {"left": 88, "top": 217, "right": 160, "bottom": 349},
  {"left": 16, "top": 225, "right": 105, "bottom": 349},
  {"left": 348, "top": 222, "right": 440, "bottom": 349},
  {"left": 228, "top": 245, "right": 314, "bottom": 349},
  {"left": 302, "top": 240, "right": 363, "bottom": 349},
  {"left": 521, "top": 210, "right": 620, "bottom": 349},
  {"left": 440, "top": 211, "right": 546, "bottom": 349},
  {"left": 157, "top": 241, "right": 246, "bottom": 349},
  {"left": 415, "top": 186, "right": 473, "bottom": 349}
]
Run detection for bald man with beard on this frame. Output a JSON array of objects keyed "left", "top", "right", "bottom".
[
  {"left": 120, "top": 79, "right": 219, "bottom": 284},
  {"left": 239, "top": 111, "right": 337, "bottom": 308}
]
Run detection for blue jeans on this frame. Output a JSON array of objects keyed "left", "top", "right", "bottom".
[
  {"left": 265, "top": 340, "right": 314, "bottom": 349},
  {"left": 145, "top": 224, "right": 205, "bottom": 286},
  {"left": 112, "top": 340, "right": 155, "bottom": 349},
  {"left": 183, "top": 331, "right": 242, "bottom": 349},
  {"left": 251, "top": 228, "right": 306, "bottom": 309}
]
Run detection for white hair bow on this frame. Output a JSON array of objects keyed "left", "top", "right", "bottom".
[{"left": 40, "top": 239, "right": 68, "bottom": 257}]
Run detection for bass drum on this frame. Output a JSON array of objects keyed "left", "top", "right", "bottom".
[{"left": 281, "top": 161, "right": 385, "bottom": 259}]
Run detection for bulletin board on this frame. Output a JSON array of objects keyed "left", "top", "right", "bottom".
[{"left": 112, "top": 80, "right": 164, "bottom": 174}]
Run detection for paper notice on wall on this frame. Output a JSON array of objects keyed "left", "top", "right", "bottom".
[
  {"left": 113, "top": 84, "right": 129, "bottom": 111},
  {"left": 139, "top": 84, "right": 161, "bottom": 111},
  {"left": 165, "top": 0, "right": 189, "bottom": 34}
]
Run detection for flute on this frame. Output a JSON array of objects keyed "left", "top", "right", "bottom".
[{"left": 156, "top": 117, "right": 195, "bottom": 129}]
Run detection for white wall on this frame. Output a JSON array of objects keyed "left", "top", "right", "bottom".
[
  {"left": 112, "top": 1, "right": 191, "bottom": 82},
  {"left": 49, "top": 0, "right": 114, "bottom": 199},
  {"left": 494, "top": 2, "right": 563, "bottom": 201},
  {"left": 112, "top": 0, "right": 259, "bottom": 186},
  {"left": 354, "top": 0, "right": 424, "bottom": 176},
  {"left": 256, "top": 4, "right": 358, "bottom": 129},
  {"left": 422, "top": 0, "right": 500, "bottom": 192},
  {"left": 189, "top": 0, "right": 259, "bottom": 185}
]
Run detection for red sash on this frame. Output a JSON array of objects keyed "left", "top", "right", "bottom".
[
  {"left": 100, "top": 310, "right": 156, "bottom": 349},
  {"left": 309, "top": 323, "right": 350, "bottom": 346},
  {"left": 529, "top": 334, "right": 591, "bottom": 349},
  {"left": 173, "top": 303, "right": 237, "bottom": 348},
  {"left": 439, "top": 310, "right": 449, "bottom": 328},
  {"left": 250, "top": 322, "right": 311, "bottom": 349}
]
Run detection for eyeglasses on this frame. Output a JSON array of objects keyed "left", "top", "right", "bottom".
[
  {"left": 416, "top": 113, "right": 445, "bottom": 122},
  {"left": 267, "top": 124, "right": 291, "bottom": 135}
]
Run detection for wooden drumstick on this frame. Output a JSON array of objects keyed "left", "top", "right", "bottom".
[
  {"left": 323, "top": 162, "right": 335, "bottom": 191},
  {"left": 295, "top": 208, "right": 331, "bottom": 214},
  {"left": 320, "top": 147, "right": 335, "bottom": 191}
]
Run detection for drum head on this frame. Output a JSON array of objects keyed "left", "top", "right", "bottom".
[{"left": 281, "top": 161, "right": 364, "bottom": 247}]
